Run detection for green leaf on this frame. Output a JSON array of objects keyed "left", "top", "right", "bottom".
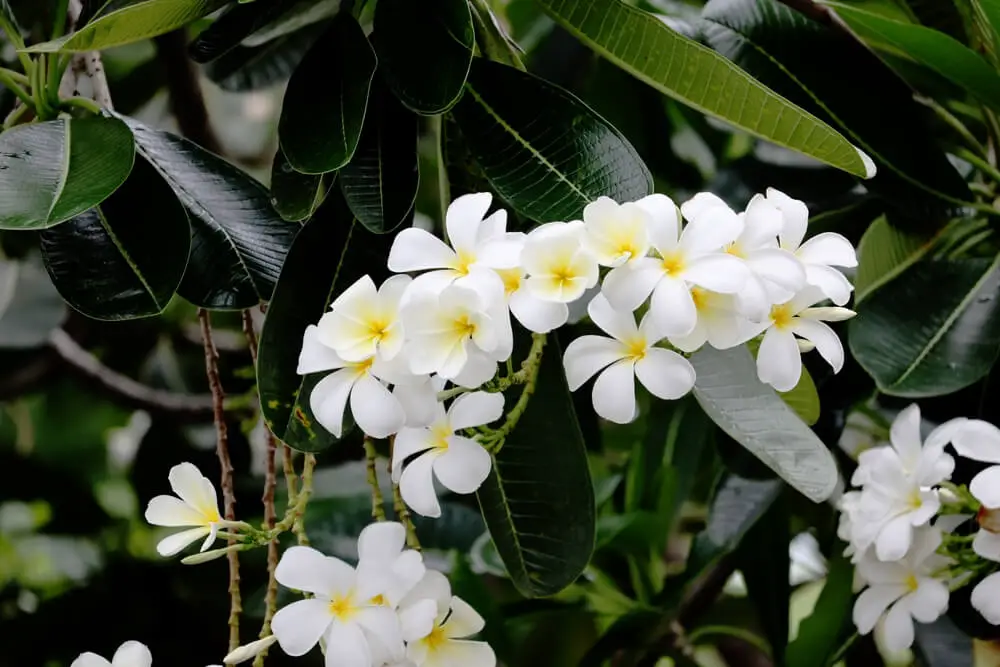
[
  {"left": 270, "top": 148, "right": 333, "bottom": 222},
  {"left": 969, "top": 0, "right": 1000, "bottom": 68},
  {"left": 850, "top": 253, "right": 1000, "bottom": 397},
  {"left": 202, "top": 22, "right": 324, "bottom": 92},
  {"left": 278, "top": 15, "right": 376, "bottom": 175},
  {"left": 855, "top": 215, "right": 934, "bottom": 304},
  {"left": 38, "top": 156, "right": 190, "bottom": 320},
  {"left": 452, "top": 58, "right": 652, "bottom": 223},
  {"left": 0, "top": 256, "right": 65, "bottom": 348},
  {"left": 339, "top": 79, "right": 419, "bottom": 234},
  {"left": 689, "top": 345, "right": 838, "bottom": 502},
  {"left": 0, "top": 117, "right": 135, "bottom": 230},
  {"left": 257, "top": 194, "right": 393, "bottom": 452},
  {"left": 535, "top": 0, "right": 870, "bottom": 178},
  {"left": 825, "top": 2, "right": 1000, "bottom": 112},
  {"left": 374, "top": 0, "right": 474, "bottom": 114},
  {"left": 242, "top": 0, "right": 340, "bottom": 46},
  {"left": 744, "top": 337, "right": 821, "bottom": 425},
  {"left": 736, "top": 499, "right": 789, "bottom": 664},
  {"left": 700, "top": 0, "right": 971, "bottom": 218},
  {"left": 786, "top": 552, "right": 854, "bottom": 667},
  {"left": 477, "top": 336, "right": 596, "bottom": 597},
  {"left": 189, "top": 0, "right": 306, "bottom": 62},
  {"left": 117, "top": 114, "right": 298, "bottom": 309},
  {"left": 27, "top": 0, "right": 230, "bottom": 52}
]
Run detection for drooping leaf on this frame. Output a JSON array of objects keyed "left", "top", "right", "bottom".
[
  {"left": 116, "top": 114, "right": 297, "bottom": 309},
  {"left": 189, "top": 0, "right": 306, "bottom": 62},
  {"left": 27, "top": 0, "right": 230, "bottom": 52},
  {"left": 855, "top": 215, "right": 935, "bottom": 303},
  {"left": 202, "top": 22, "right": 325, "bottom": 92},
  {"left": 535, "top": 0, "right": 871, "bottom": 178},
  {"left": 700, "top": 0, "right": 971, "bottom": 220},
  {"left": 374, "top": 0, "right": 474, "bottom": 114},
  {"left": 736, "top": 499, "right": 790, "bottom": 664},
  {"left": 257, "top": 193, "right": 393, "bottom": 452},
  {"left": 38, "top": 156, "right": 190, "bottom": 320},
  {"left": 278, "top": 15, "right": 376, "bottom": 175},
  {"left": 270, "top": 148, "right": 333, "bottom": 222},
  {"left": 0, "top": 117, "right": 135, "bottom": 230},
  {"left": 242, "top": 0, "right": 340, "bottom": 46},
  {"left": 786, "top": 552, "right": 855, "bottom": 667},
  {"left": 452, "top": 58, "right": 651, "bottom": 224},
  {"left": 850, "top": 253, "right": 1000, "bottom": 397},
  {"left": 689, "top": 345, "right": 838, "bottom": 502},
  {"left": 825, "top": 2, "right": 1000, "bottom": 112},
  {"left": 0, "top": 256, "right": 65, "bottom": 348},
  {"left": 339, "top": 78, "right": 419, "bottom": 234},
  {"left": 477, "top": 336, "right": 596, "bottom": 597}
]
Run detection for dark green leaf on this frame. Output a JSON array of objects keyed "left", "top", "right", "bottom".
[
  {"left": 786, "top": 552, "right": 855, "bottom": 667},
  {"left": 189, "top": 0, "right": 305, "bottom": 62},
  {"left": 374, "top": 0, "right": 474, "bottom": 114},
  {"left": 0, "top": 256, "right": 65, "bottom": 348},
  {"left": 855, "top": 215, "right": 934, "bottom": 304},
  {"left": 28, "top": 0, "right": 229, "bottom": 52},
  {"left": 736, "top": 499, "right": 789, "bottom": 664},
  {"left": 278, "top": 15, "right": 376, "bottom": 174},
  {"left": 700, "top": 0, "right": 971, "bottom": 219},
  {"left": 39, "top": 156, "right": 189, "bottom": 320},
  {"left": 242, "top": 0, "right": 340, "bottom": 46},
  {"left": 477, "top": 336, "right": 596, "bottom": 597},
  {"left": 690, "top": 345, "right": 837, "bottom": 501},
  {"left": 117, "top": 114, "right": 297, "bottom": 309},
  {"left": 339, "top": 79, "right": 419, "bottom": 234},
  {"left": 0, "top": 117, "right": 135, "bottom": 230},
  {"left": 915, "top": 616, "right": 975, "bottom": 666},
  {"left": 850, "top": 253, "right": 1000, "bottom": 397},
  {"left": 257, "top": 194, "right": 393, "bottom": 452},
  {"left": 452, "top": 58, "right": 651, "bottom": 223},
  {"left": 536, "top": 0, "right": 872, "bottom": 177},
  {"left": 270, "top": 148, "right": 333, "bottom": 222},
  {"left": 202, "top": 22, "right": 324, "bottom": 92},
  {"left": 969, "top": 0, "right": 1000, "bottom": 69}
]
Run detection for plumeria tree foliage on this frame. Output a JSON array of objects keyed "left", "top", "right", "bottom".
[{"left": 6, "top": 0, "right": 1000, "bottom": 666}]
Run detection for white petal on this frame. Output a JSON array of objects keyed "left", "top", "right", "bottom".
[
  {"left": 358, "top": 522, "right": 406, "bottom": 563},
  {"left": 168, "top": 462, "right": 220, "bottom": 518},
  {"left": 908, "top": 579, "right": 949, "bottom": 622},
  {"left": 683, "top": 253, "right": 749, "bottom": 294},
  {"left": 446, "top": 192, "right": 492, "bottom": 255},
  {"left": 478, "top": 236, "right": 524, "bottom": 270},
  {"left": 111, "top": 641, "right": 152, "bottom": 667},
  {"left": 649, "top": 277, "right": 698, "bottom": 337},
  {"left": 356, "top": 606, "right": 404, "bottom": 658},
  {"left": 434, "top": 437, "right": 492, "bottom": 494},
  {"left": 600, "top": 260, "right": 664, "bottom": 312},
  {"left": 679, "top": 207, "right": 743, "bottom": 253},
  {"left": 634, "top": 348, "right": 695, "bottom": 400},
  {"left": 971, "top": 466, "right": 1000, "bottom": 508},
  {"left": 443, "top": 596, "right": 486, "bottom": 638},
  {"left": 392, "top": 427, "right": 437, "bottom": 482},
  {"left": 400, "top": 569, "right": 452, "bottom": 618},
  {"left": 975, "top": 528, "right": 1000, "bottom": 562},
  {"left": 791, "top": 319, "right": 844, "bottom": 373},
  {"left": 798, "top": 306, "right": 856, "bottom": 322},
  {"left": 400, "top": 599, "right": 439, "bottom": 642},
  {"left": 477, "top": 209, "right": 508, "bottom": 241},
  {"left": 797, "top": 232, "right": 857, "bottom": 268},
  {"left": 679, "top": 192, "right": 728, "bottom": 223},
  {"left": 388, "top": 228, "right": 457, "bottom": 272},
  {"left": 298, "top": 325, "right": 348, "bottom": 374},
  {"left": 972, "top": 572, "right": 1000, "bottom": 624},
  {"left": 668, "top": 320, "right": 708, "bottom": 353},
  {"left": 320, "top": 311, "right": 378, "bottom": 363},
  {"left": 71, "top": 655, "right": 112, "bottom": 667},
  {"left": 400, "top": 452, "right": 442, "bottom": 518},
  {"left": 563, "top": 335, "right": 627, "bottom": 391},
  {"left": 156, "top": 526, "right": 211, "bottom": 557},
  {"left": 350, "top": 373, "right": 406, "bottom": 438},
  {"left": 324, "top": 620, "right": 371, "bottom": 667},
  {"left": 449, "top": 391, "right": 504, "bottom": 430},
  {"left": 639, "top": 194, "right": 680, "bottom": 253},
  {"left": 509, "top": 289, "right": 568, "bottom": 333},
  {"left": 756, "top": 327, "right": 801, "bottom": 392},
  {"left": 275, "top": 546, "right": 356, "bottom": 597},
  {"left": 875, "top": 514, "right": 913, "bottom": 562},
  {"left": 431, "top": 640, "right": 496, "bottom": 667},
  {"left": 394, "top": 381, "right": 441, "bottom": 428},
  {"left": 591, "top": 359, "right": 638, "bottom": 424},
  {"left": 588, "top": 293, "right": 639, "bottom": 341},
  {"left": 741, "top": 195, "right": 784, "bottom": 246},
  {"left": 888, "top": 404, "right": 923, "bottom": 468},
  {"left": 952, "top": 420, "right": 1000, "bottom": 463},
  {"left": 853, "top": 585, "right": 907, "bottom": 634},
  {"left": 768, "top": 188, "right": 809, "bottom": 250},
  {"left": 310, "top": 368, "right": 360, "bottom": 438},
  {"left": 881, "top": 599, "right": 915, "bottom": 652},
  {"left": 450, "top": 348, "right": 498, "bottom": 388},
  {"left": 746, "top": 248, "right": 805, "bottom": 291},
  {"left": 804, "top": 265, "right": 853, "bottom": 305},
  {"left": 145, "top": 495, "right": 206, "bottom": 527}
]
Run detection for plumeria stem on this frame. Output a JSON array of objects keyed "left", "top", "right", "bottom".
[
  {"left": 480, "top": 334, "right": 546, "bottom": 452},
  {"left": 915, "top": 95, "right": 989, "bottom": 159},
  {"left": 387, "top": 438, "right": 420, "bottom": 549},
  {"left": 60, "top": 95, "right": 102, "bottom": 114},
  {"left": 364, "top": 438, "right": 387, "bottom": 521},
  {"left": 283, "top": 444, "right": 298, "bottom": 504},
  {"left": 292, "top": 454, "right": 316, "bottom": 546},
  {"left": 0, "top": 67, "right": 34, "bottom": 108},
  {"left": 0, "top": 14, "right": 33, "bottom": 73},
  {"left": 686, "top": 625, "right": 772, "bottom": 658},
  {"left": 956, "top": 148, "right": 1000, "bottom": 186}
]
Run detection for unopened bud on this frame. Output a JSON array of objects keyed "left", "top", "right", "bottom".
[
  {"left": 223, "top": 636, "right": 278, "bottom": 664},
  {"left": 181, "top": 544, "right": 246, "bottom": 565}
]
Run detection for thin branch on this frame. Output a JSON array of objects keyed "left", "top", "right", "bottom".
[
  {"left": 364, "top": 438, "right": 386, "bottom": 522},
  {"left": 387, "top": 438, "right": 420, "bottom": 550},
  {"left": 293, "top": 454, "right": 316, "bottom": 546},
  {"left": 155, "top": 29, "right": 222, "bottom": 153},
  {"left": 199, "top": 309, "right": 241, "bottom": 652}
]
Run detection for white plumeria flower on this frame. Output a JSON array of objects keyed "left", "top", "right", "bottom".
[
  {"left": 752, "top": 287, "right": 855, "bottom": 392},
  {"left": 355, "top": 522, "right": 426, "bottom": 609},
  {"left": 849, "top": 405, "right": 959, "bottom": 562},
  {"left": 789, "top": 532, "right": 829, "bottom": 585},
  {"left": 580, "top": 196, "right": 651, "bottom": 267},
  {"left": 314, "top": 275, "right": 410, "bottom": 363},
  {"left": 392, "top": 392, "right": 501, "bottom": 518},
  {"left": 71, "top": 641, "right": 152, "bottom": 667},
  {"left": 387, "top": 192, "right": 521, "bottom": 299},
  {"left": 144, "top": 462, "right": 228, "bottom": 557},
  {"left": 298, "top": 325, "right": 406, "bottom": 438},
  {"left": 520, "top": 221, "right": 599, "bottom": 304},
  {"left": 667, "top": 287, "right": 749, "bottom": 353},
  {"left": 853, "top": 527, "right": 951, "bottom": 652},
  {"left": 494, "top": 265, "right": 569, "bottom": 334},
  {"left": 394, "top": 374, "right": 448, "bottom": 428},
  {"left": 601, "top": 193, "right": 748, "bottom": 337},
  {"left": 564, "top": 294, "right": 696, "bottom": 424},
  {"left": 271, "top": 545, "right": 405, "bottom": 667},
  {"left": 767, "top": 188, "right": 858, "bottom": 306}
]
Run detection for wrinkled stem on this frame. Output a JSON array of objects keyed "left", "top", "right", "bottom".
[
  {"left": 292, "top": 454, "right": 316, "bottom": 546},
  {"left": 481, "top": 334, "right": 546, "bottom": 452},
  {"left": 364, "top": 438, "right": 387, "bottom": 521}
]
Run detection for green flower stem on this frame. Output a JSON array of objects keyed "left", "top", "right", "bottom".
[
  {"left": 915, "top": 95, "right": 988, "bottom": 159},
  {"left": 364, "top": 438, "right": 387, "bottom": 521},
  {"left": 956, "top": 148, "right": 1000, "bottom": 186},
  {"left": 686, "top": 625, "right": 772, "bottom": 658},
  {"left": 3, "top": 102, "right": 32, "bottom": 129},
  {"left": 51, "top": 0, "right": 70, "bottom": 40},
  {"left": 481, "top": 334, "right": 547, "bottom": 453},
  {"left": 291, "top": 453, "right": 315, "bottom": 546},
  {"left": 0, "top": 67, "right": 34, "bottom": 108},
  {"left": 429, "top": 113, "right": 449, "bottom": 226},
  {"left": 0, "top": 14, "right": 33, "bottom": 73},
  {"left": 60, "top": 96, "right": 102, "bottom": 115},
  {"left": 825, "top": 632, "right": 858, "bottom": 667}
]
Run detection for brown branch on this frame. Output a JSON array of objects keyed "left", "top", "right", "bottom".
[
  {"left": 155, "top": 29, "right": 222, "bottom": 153},
  {"left": 199, "top": 308, "right": 241, "bottom": 652}
]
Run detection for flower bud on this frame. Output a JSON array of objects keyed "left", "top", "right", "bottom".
[
  {"left": 223, "top": 636, "right": 278, "bottom": 664},
  {"left": 181, "top": 544, "right": 246, "bottom": 565}
]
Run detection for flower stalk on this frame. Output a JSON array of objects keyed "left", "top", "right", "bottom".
[{"left": 364, "top": 438, "right": 387, "bottom": 521}]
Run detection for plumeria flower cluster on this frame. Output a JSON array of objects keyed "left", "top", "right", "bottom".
[
  {"left": 837, "top": 404, "right": 1000, "bottom": 651},
  {"left": 298, "top": 189, "right": 857, "bottom": 516}
]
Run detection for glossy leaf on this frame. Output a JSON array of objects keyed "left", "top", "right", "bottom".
[
  {"left": 202, "top": 22, "right": 324, "bottom": 92},
  {"left": 452, "top": 59, "right": 651, "bottom": 223},
  {"left": 786, "top": 553, "right": 854, "bottom": 667},
  {"left": 374, "top": 0, "right": 474, "bottom": 114},
  {"left": 0, "top": 117, "right": 135, "bottom": 230},
  {"left": 189, "top": 0, "right": 306, "bottom": 62},
  {"left": 701, "top": 0, "right": 971, "bottom": 219},
  {"left": 477, "top": 336, "right": 596, "bottom": 597},
  {"left": 851, "top": 254, "right": 1000, "bottom": 397},
  {"left": 279, "top": 16, "right": 376, "bottom": 174},
  {"left": 855, "top": 215, "right": 934, "bottom": 304},
  {"left": 826, "top": 2, "right": 1000, "bottom": 112},
  {"left": 27, "top": 0, "right": 229, "bottom": 52},
  {"left": 338, "top": 79, "right": 419, "bottom": 234},
  {"left": 39, "top": 156, "right": 190, "bottom": 320},
  {"left": 689, "top": 345, "right": 838, "bottom": 502},
  {"left": 117, "top": 114, "right": 297, "bottom": 309},
  {"left": 270, "top": 148, "right": 333, "bottom": 222},
  {"left": 257, "top": 194, "right": 393, "bottom": 452},
  {"left": 242, "top": 0, "right": 340, "bottom": 46},
  {"left": 536, "top": 0, "right": 870, "bottom": 177},
  {"left": 0, "top": 256, "right": 65, "bottom": 348}
]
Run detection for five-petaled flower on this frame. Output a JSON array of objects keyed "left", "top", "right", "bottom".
[{"left": 144, "top": 462, "right": 228, "bottom": 557}]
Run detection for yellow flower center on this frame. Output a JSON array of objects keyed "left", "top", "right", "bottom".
[
  {"left": 690, "top": 287, "right": 708, "bottom": 312},
  {"left": 453, "top": 314, "right": 477, "bottom": 338},
  {"left": 624, "top": 337, "right": 647, "bottom": 361},
  {"left": 496, "top": 268, "right": 522, "bottom": 296},
  {"left": 770, "top": 303, "right": 794, "bottom": 330},
  {"left": 725, "top": 242, "right": 745, "bottom": 258},
  {"left": 904, "top": 574, "right": 919, "bottom": 592},
  {"left": 430, "top": 423, "right": 452, "bottom": 450},
  {"left": 660, "top": 250, "right": 686, "bottom": 276},
  {"left": 423, "top": 625, "right": 448, "bottom": 652},
  {"left": 550, "top": 265, "right": 575, "bottom": 287},
  {"left": 907, "top": 489, "right": 923, "bottom": 510},
  {"left": 352, "top": 357, "right": 375, "bottom": 375},
  {"left": 328, "top": 595, "right": 358, "bottom": 621},
  {"left": 367, "top": 318, "right": 391, "bottom": 343},
  {"left": 454, "top": 250, "right": 476, "bottom": 275}
]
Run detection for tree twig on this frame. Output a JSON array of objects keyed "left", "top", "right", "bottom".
[
  {"left": 155, "top": 29, "right": 222, "bottom": 153},
  {"left": 364, "top": 438, "right": 386, "bottom": 522}
]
